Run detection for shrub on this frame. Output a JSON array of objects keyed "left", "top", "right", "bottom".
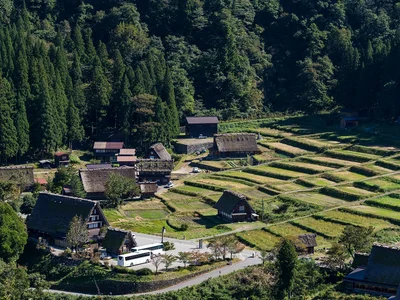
[
  {"left": 353, "top": 181, "right": 381, "bottom": 192},
  {"left": 349, "top": 166, "right": 380, "bottom": 177},
  {"left": 69, "top": 154, "right": 80, "bottom": 164},
  {"left": 163, "top": 241, "right": 175, "bottom": 251},
  {"left": 20, "top": 194, "right": 37, "bottom": 214},
  {"left": 180, "top": 224, "right": 189, "bottom": 231},
  {"left": 135, "top": 268, "right": 153, "bottom": 276},
  {"left": 320, "top": 187, "right": 362, "bottom": 201},
  {"left": 375, "top": 160, "right": 400, "bottom": 171}
]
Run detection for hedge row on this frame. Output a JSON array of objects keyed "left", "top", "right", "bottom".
[
  {"left": 278, "top": 195, "right": 322, "bottom": 210},
  {"left": 375, "top": 160, "right": 400, "bottom": 171},
  {"left": 295, "top": 178, "right": 318, "bottom": 188},
  {"left": 183, "top": 181, "right": 226, "bottom": 192},
  {"left": 269, "top": 161, "right": 320, "bottom": 175},
  {"left": 321, "top": 173, "right": 346, "bottom": 183},
  {"left": 190, "top": 161, "right": 228, "bottom": 172},
  {"left": 288, "top": 221, "right": 334, "bottom": 239},
  {"left": 364, "top": 199, "right": 400, "bottom": 212},
  {"left": 208, "top": 175, "right": 256, "bottom": 187},
  {"left": 324, "top": 150, "right": 376, "bottom": 163},
  {"left": 299, "top": 157, "right": 346, "bottom": 168},
  {"left": 169, "top": 188, "right": 199, "bottom": 197},
  {"left": 348, "top": 145, "right": 395, "bottom": 157},
  {"left": 349, "top": 165, "right": 381, "bottom": 177},
  {"left": 320, "top": 187, "right": 363, "bottom": 201},
  {"left": 243, "top": 168, "right": 294, "bottom": 180},
  {"left": 281, "top": 137, "right": 327, "bottom": 153},
  {"left": 156, "top": 195, "right": 177, "bottom": 213},
  {"left": 313, "top": 214, "right": 355, "bottom": 227},
  {"left": 339, "top": 207, "right": 400, "bottom": 226},
  {"left": 214, "top": 173, "right": 262, "bottom": 184},
  {"left": 353, "top": 181, "right": 382, "bottom": 193},
  {"left": 257, "top": 185, "right": 280, "bottom": 196}
]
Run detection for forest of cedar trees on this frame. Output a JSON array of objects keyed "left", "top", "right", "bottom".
[{"left": 0, "top": 0, "right": 399, "bottom": 161}]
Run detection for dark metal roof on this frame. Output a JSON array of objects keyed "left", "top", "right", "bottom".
[
  {"left": 186, "top": 116, "right": 219, "bottom": 125},
  {"left": 214, "top": 190, "right": 253, "bottom": 214}
]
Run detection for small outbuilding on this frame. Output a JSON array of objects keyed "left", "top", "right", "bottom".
[
  {"left": 137, "top": 159, "right": 174, "bottom": 185},
  {"left": 147, "top": 143, "right": 172, "bottom": 160},
  {"left": 297, "top": 233, "right": 317, "bottom": 254},
  {"left": 93, "top": 142, "right": 124, "bottom": 163},
  {"left": 211, "top": 133, "right": 261, "bottom": 157},
  {"left": 102, "top": 227, "right": 137, "bottom": 256},
  {"left": 54, "top": 152, "right": 70, "bottom": 167},
  {"left": 214, "top": 190, "right": 258, "bottom": 223},
  {"left": 340, "top": 116, "right": 359, "bottom": 129},
  {"left": 185, "top": 116, "right": 219, "bottom": 138},
  {"left": 139, "top": 182, "right": 158, "bottom": 198},
  {"left": 39, "top": 160, "right": 52, "bottom": 169}
]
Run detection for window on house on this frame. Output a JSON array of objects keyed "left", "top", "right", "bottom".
[
  {"left": 88, "top": 223, "right": 99, "bottom": 229},
  {"left": 239, "top": 206, "right": 245, "bottom": 212}
]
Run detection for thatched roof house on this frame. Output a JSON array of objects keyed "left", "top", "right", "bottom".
[
  {"left": 344, "top": 244, "right": 400, "bottom": 297},
  {"left": 136, "top": 159, "right": 173, "bottom": 184},
  {"left": 148, "top": 143, "right": 171, "bottom": 160},
  {"left": 297, "top": 233, "right": 317, "bottom": 254},
  {"left": 0, "top": 166, "right": 34, "bottom": 190},
  {"left": 102, "top": 227, "right": 137, "bottom": 255},
  {"left": 79, "top": 167, "right": 137, "bottom": 200},
  {"left": 185, "top": 116, "right": 219, "bottom": 138},
  {"left": 214, "top": 190, "right": 257, "bottom": 222},
  {"left": 26, "top": 192, "right": 108, "bottom": 246},
  {"left": 211, "top": 133, "right": 260, "bottom": 157},
  {"left": 139, "top": 182, "right": 158, "bottom": 198}
]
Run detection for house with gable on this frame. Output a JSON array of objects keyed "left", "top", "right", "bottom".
[
  {"left": 26, "top": 192, "right": 109, "bottom": 248},
  {"left": 102, "top": 227, "right": 137, "bottom": 255},
  {"left": 185, "top": 116, "right": 219, "bottom": 138},
  {"left": 147, "top": 143, "right": 172, "bottom": 160},
  {"left": 210, "top": 133, "right": 261, "bottom": 157},
  {"left": 214, "top": 190, "right": 258, "bottom": 222},
  {"left": 297, "top": 233, "right": 317, "bottom": 254},
  {"left": 93, "top": 142, "right": 124, "bottom": 163},
  {"left": 136, "top": 159, "right": 174, "bottom": 185}
]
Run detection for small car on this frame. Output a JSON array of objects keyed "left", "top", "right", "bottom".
[
  {"left": 198, "top": 134, "right": 207, "bottom": 139},
  {"left": 192, "top": 167, "right": 200, "bottom": 173},
  {"left": 166, "top": 181, "right": 174, "bottom": 188}
]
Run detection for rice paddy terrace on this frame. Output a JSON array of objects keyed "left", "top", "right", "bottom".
[{"left": 104, "top": 116, "right": 400, "bottom": 255}]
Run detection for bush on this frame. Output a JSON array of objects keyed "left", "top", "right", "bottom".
[
  {"left": 180, "top": 224, "right": 188, "bottom": 231},
  {"left": 349, "top": 166, "right": 380, "bottom": 177},
  {"left": 135, "top": 268, "right": 153, "bottom": 276},
  {"left": 163, "top": 241, "right": 175, "bottom": 251},
  {"left": 320, "top": 187, "right": 362, "bottom": 201},
  {"left": 20, "top": 194, "right": 37, "bottom": 214},
  {"left": 69, "top": 154, "right": 80, "bottom": 164}
]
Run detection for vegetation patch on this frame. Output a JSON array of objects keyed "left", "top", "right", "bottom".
[
  {"left": 300, "top": 156, "right": 357, "bottom": 168},
  {"left": 174, "top": 185, "right": 222, "bottom": 196},
  {"left": 375, "top": 159, "right": 400, "bottom": 171},
  {"left": 349, "top": 165, "right": 382, "bottom": 177},
  {"left": 280, "top": 137, "right": 341, "bottom": 152},
  {"left": 270, "top": 161, "right": 332, "bottom": 174},
  {"left": 217, "top": 171, "right": 284, "bottom": 184},
  {"left": 322, "top": 171, "right": 368, "bottom": 182},
  {"left": 270, "top": 182, "right": 311, "bottom": 192},
  {"left": 348, "top": 145, "right": 396, "bottom": 157},
  {"left": 354, "top": 178, "right": 400, "bottom": 192},
  {"left": 297, "top": 177, "right": 336, "bottom": 187},
  {"left": 247, "top": 165, "right": 308, "bottom": 179},
  {"left": 319, "top": 186, "right": 370, "bottom": 201},
  {"left": 290, "top": 217, "right": 346, "bottom": 239},
  {"left": 207, "top": 175, "right": 256, "bottom": 187},
  {"left": 236, "top": 229, "right": 280, "bottom": 251},
  {"left": 286, "top": 191, "right": 347, "bottom": 207},
  {"left": 365, "top": 195, "right": 400, "bottom": 212},
  {"left": 324, "top": 149, "right": 379, "bottom": 163},
  {"left": 342, "top": 206, "right": 400, "bottom": 225}
]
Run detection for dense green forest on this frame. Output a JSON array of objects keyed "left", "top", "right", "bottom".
[{"left": 1, "top": 0, "right": 400, "bottom": 160}]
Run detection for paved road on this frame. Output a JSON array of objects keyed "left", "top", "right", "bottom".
[{"left": 45, "top": 256, "right": 262, "bottom": 297}]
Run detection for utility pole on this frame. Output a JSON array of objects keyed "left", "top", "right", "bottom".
[{"left": 161, "top": 226, "right": 166, "bottom": 243}]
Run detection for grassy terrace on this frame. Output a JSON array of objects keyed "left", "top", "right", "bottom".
[
  {"left": 215, "top": 171, "right": 284, "bottom": 184},
  {"left": 298, "top": 177, "right": 336, "bottom": 187},
  {"left": 287, "top": 191, "right": 348, "bottom": 207},
  {"left": 290, "top": 217, "right": 346, "bottom": 239},
  {"left": 324, "top": 149, "right": 380, "bottom": 162},
  {"left": 236, "top": 229, "right": 281, "bottom": 251},
  {"left": 245, "top": 165, "right": 309, "bottom": 179},
  {"left": 344, "top": 205, "right": 400, "bottom": 223},
  {"left": 261, "top": 142, "right": 312, "bottom": 157},
  {"left": 300, "top": 156, "right": 360, "bottom": 168},
  {"left": 365, "top": 195, "right": 400, "bottom": 211},
  {"left": 323, "top": 171, "right": 369, "bottom": 182}
]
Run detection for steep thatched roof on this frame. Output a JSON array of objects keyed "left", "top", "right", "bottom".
[
  {"left": 80, "top": 167, "right": 137, "bottom": 194},
  {"left": 140, "top": 182, "right": 158, "bottom": 194},
  {"left": 102, "top": 227, "right": 137, "bottom": 254},
  {"left": 26, "top": 192, "right": 108, "bottom": 238},
  {"left": 0, "top": 166, "right": 34, "bottom": 188},
  {"left": 149, "top": 143, "right": 171, "bottom": 160},
  {"left": 186, "top": 116, "right": 219, "bottom": 125},
  {"left": 137, "top": 159, "right": 174, "bottom": 173},
  {"left": 214, "top": 190, "right": 253, "bottom": 214},
  {"left": 214, "top": 133, "right": 259, "bottom": 153},
  {"left": 298, "top": 234, "right": 317, "bottom": 248},
  {"left": 364, "top": 244, "right": 400, "bottom": 286}
]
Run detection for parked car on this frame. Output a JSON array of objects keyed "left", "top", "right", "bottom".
[
  {"left": 192, "top": 167, "right": 201, "bottom": 173},
  {"left": 100, "top": 252, "right": 112, "bottom": 260},
  {"left": 198, "top": 134, "right": 207, "bottom": 139},
  {"left": 166, "top": 181, "right": 174, "bottom": 188}
]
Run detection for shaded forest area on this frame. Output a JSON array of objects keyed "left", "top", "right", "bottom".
[{"left": 0, "top": 0, "right": 400, "bottom": 161}]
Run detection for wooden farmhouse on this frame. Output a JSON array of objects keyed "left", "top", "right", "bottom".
[
  {"left": 211, "top": 133, "right": 261, "bottom": 157},
  {"left": 93, "top": 142, "right": 124, "bottom": 163},
  {"left": 185, "top": 116, "right": 219, "bottom": 138},
  {"left": 102, "top": 227, "right": 137, "bottom": 255},
  {"left": 0, "top": 166, "right": 34, "bottom": 191},
  {"left": 340, "top": 108, "right": 359, "bottom": 129},
  {"left": 297, "top": 233, "right": 317, "bottom": 254},
  {"left": 344, "top": 244, "right": 400, "bottom": 297},
  {"left": 79, "top": 167, "right": 137, "bottom": 200},
  {"left": 137, "top": 159, "right": 173, "bottom": 185},
  {"left": 115, "top": 149, "right": 137, "bottom": 166},
  {"left": 214, "top": 190, "right": 258, "bottom": 222},
  {"left": 139, "top": 182, "right": 158, "bottom": 198},
  {"left": 26, "top": 192, "right": 109, "bottom": 248},
  {"left": 147, "top": 143, "right": 172, "bottom": 160},
  {"left": 54, "top": 152, "right": 70, "bottom": 167}
]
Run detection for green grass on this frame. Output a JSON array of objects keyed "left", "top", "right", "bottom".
[
  {"left": 316, "top": 210, "right": 394, "bottom": 230},
  {"left": 324, "top": 149, "right": 380, "bottom": 162},
  {"left": 270, "top": 161, "right": 334, "bottom": 174},
  {"left": 299, "top": 177, "right": 336, "bottom": 187},
  {"left": 196, "top": 178, "right": 252, "bottom": 190},
  {"left": 291, "top": 217, "right": 346, "bottom": 238},
  {"left": 174, "top": 185, "right": 222, "bottom": 196},
  {"left": 300, "top": 156, "right": 359, "bottom": 168},
  {"left": 364, "top": 164, "right": 394, "bottom": 174},
  {"left": 365, "top": 195, "right": 400, "bottom": 211},
  {"left": 103, "top": 209, "right": 124, "bottom": 223},
  {"left": 163, "top": 191, "right": 199, "bottom": 201},
  {"left": 112, "top": 219, "right": 174, "bottom": 236},
  {"left": 167, "top": 199, "right": 214, "bottom": 213},
  {"left": 346, "top": 205, "right": 400, "bottom": 222},
  {"left": 236, "top": 229, "right": 281, "bottom": 251},
  {"left": 270, "top": 182, "right": 309, "bottom": 192},
  {"left": 355, "top": 178, "right": 400, "bottom": 192},
  {"left": 324, "top": 171, "right": 368, "bottom": 182},
  {"left": 287, "top": 192, "right": 348, "bottom": 207},
  {"left": 263, "top": 142, "right": 312, "bottom": 157},
  {"left": 238, "top": 188, "right": 273, "bottom": 200},
  {"left": 251, "top": 165, "right": 309, "bottom": 178},
  {"left": 125, "top": 209, "right": 169, "bottom": 219},
  {"left": 220, "top": 171, "right": 284, "bottom": 184},
  {"left": 335, "top": 186, "right": 376, "bottom": 196}
]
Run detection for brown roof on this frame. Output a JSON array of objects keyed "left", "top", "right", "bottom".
[
  {"left": 79, "top": 167, "right": 137, "bottom": 194},
  {"left": 214, "top": 133, "right": 259, "bottom": 153},
  {"left": 150, "top": 143, "right": 171, "bottom": 160},
  {"left": 298, "top": 233, "right": 317, "bottom": 248},
  {"left": 93, "top": 142, "right": 124, "bottom": 150},
  {"left": 54, "top": 152, "right": 69, "bottom": 157},
  {"left": 117, "top": 156, "right": 137, "bottom": 163},
  {"left": 0, "top": 166, "right": 34, "bottom": 188},
  {"left": 35, "top": 178, "right": 48, "bottom": 185},
  {"left": 139, "top": 182, "right": 158, "bottom": 194},
  {"left": 186, "top": 116, "right": 219, "bottom": 125},
  {"left": 137, "top": 159, "right": 174, "bottom": 173},
  {"left": 119, "top": 149, "right": 136, "bottom": 156}
]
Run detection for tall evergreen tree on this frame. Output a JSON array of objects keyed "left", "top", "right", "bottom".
[
  {"left": 73, "top": 25, "right": 85, "bottom": 61},
  {"left": 276, "top": 239, "right": 298, "bottom": 299},
  {"left": 14, "top": 93, "right": 30, "bottom": 158},
  {"left": 163, "top": 67, "right": 179, "bottom": 136},
  {"left": 119, "top": 74, "right": 132, "bottom": 141},
  {"left": 154, "top": 97, "right": 167, "bottom": 144},
  {"left": 66, "top": 96, "right": 84, "bottom": 149}
]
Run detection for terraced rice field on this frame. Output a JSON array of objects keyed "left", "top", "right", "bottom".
[
  {"left": 357, "top": 178, "right": 400, "bottom": 191},
  {"left": 167, "top": 198, "right": 214, "bottom": 213},
  {"left": 346, "top": 205, "right": 400, "bottom": 222},
  {"left": 324, "top": 171, "right": 369, "bottom": 182},
  {"left": 336, "top": 186, "right": 376, "bottom": 196},
  {"left": 163, "top": 191, "right": 199, "bottom": 201},
  {"left": 300, "top": 156, "right": 358, "bottom": 167},
  {"left": 289, "top": 192, "right": 348, "bottom": 207},
  {"left": 250, "top": 165, "right": 309, "bottom": 178},
  {"left": 174, "top": 185, "right": 222, "bottom": 196},
  {"left": 365, "top": 164, "right": 395, "bottom": 174},
  {"left": 265, "top": 142, "right": 312, "bottom": 157},
  {"left": 218, "top": 171, "right": 284, "bottom": 184},
  {"left": 236, "top": 229, "right": 281, "bottom": 251},
  {"left": 365, "top": 195, "right": 400, "bottom": 211},
  {"left": 291, "top": 217, "right": 346, "bottom": 238},
  {"left": 272, "top": 161, "right": 334, "bottom": 173},
  {"left": 270, "top": 182, "right": 310, "bottom": 192},
  {"left": 239, "top": 188, "right": 273, "bottom": 200},
  {"left": 325, "top": 150, "right": 380, "bottom": 162},
  {"left": 300, "top": 177, "right": 336, "bottom": 187},
  {"left": 196, "top": 178, "right": 252, "bottom": 190},
  {"left": 316, "top": 210, "right": 394, "bottom": 230}
]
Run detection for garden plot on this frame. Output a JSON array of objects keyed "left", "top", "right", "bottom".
[
  {"left": 217, "top": 171, "right": 284, "bottom": 184},
  {"left": 248, "top": 127, "right": 293, "bottom": 138},
  {"left": 324, "top": 149, "right": 380, "bottom": 163},
  {"left": 300, "top": 156, "right": 359, "bottom": 168},
  {"left": 336, "top": 186, "right": 376, "bottom": 197},
  {"left": 364, "top": 164, "right": 395, "bottom": 174},
  {"left": 262, "top": 142, "right": 312, "bottom": 157},
  {"left": 290, "top": 217, "right": 346, "bottom": 239},
  {"left": 299, "top": 177, "right": 336, "bottom": 187},
  {"left": 365, "top": 195, "right": 400, "bottom": 211},
  {"left": 174, "top": 185, "right": 222, "bottom": 197},
  {"left": 355, "top": 178, "right": 400, "bottom": 192},
  {"left": 163, "top": 191, "right": 199, "bottom": 201},
  {"left": 236, "top": 229, "right": 281, "bottom": 251},
  {"left": 167, "top": 198, "right": 215, "bottom": 213},
  {"left": 196, "top": 178, "right": 253, "bottom": 190},
  {"left": 271, "top": 161, "right": 334, "bottom": 173},
  {"left": 345, "top": 206, "right": 400, "bottom": 223},
  {"left": 375, "top": 159, "right": 400, "bottom": 171},
  {"left": 281, "top": 137, "right": 344, "bottom": 153},
  {"left": 388, "top": 174, "right": 400, "bottom": 182},
  {"left": 239, "top": 188, "right": 273, "bottom": 200},
  {"left": 287, "top": 192, "right": 348, "bottom": 207},
  {"left": 247, "top": 165, "right": 309, "bottom": 179},
  {"left": 270, "top": 182, "right": 311, "bottom": 192},
  {"left": 323, "top": 171, "right": 369, "bottom": 182},
  {"left": 316, "top": 210, "right": 394, "bottom": 231}
]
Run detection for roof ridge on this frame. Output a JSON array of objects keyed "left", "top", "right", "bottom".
[
  {"left": 80, "top": 166, "right": 136, "bottom": 172},
  {"left": 39, "top": 191, "right": 97, "bottom": 204},
  {"left": 0, "top": 165, "right": 34, "bottom": 169}
]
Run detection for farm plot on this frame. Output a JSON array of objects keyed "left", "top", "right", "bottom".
[
  {"left": 262, "top": 142, "right": 312, "bottom": 157},
  {"left": 217, "top": 171, "right": 284, "bottom": 184},
  {"left": 375, "top": 159, "right": 400, "bottom": 171},
  {"left": 166, "top": 198, "right": 215, "bottom": 214},
  {"left": 365, "top": 195, "right": 400, "bottom": 211},
  {"left": 324, "top": 149, "right": 380, "bottom": 163},
  {"left": 281, "top": 137, "right": 344, "bottom": 153},
  {"left": 335, "top": 186, "right": 376, "bottom": 197},
  {"left": 247, "top": 165, "right": 309, "bottom": 179},
  {"left": 316, "top": 210, "right": 394, "bottom": 231},
  {"left": 345, "top": 206, "right": 400, "bottom": 223},
  {"left": 270, "top": 161, "right": 334, "bottom": 174},
  {"left": 364, "top": 164, "right": 395, "bottom": 174},
  {"left": 355, "top": 178, "right": 400, "bottom": 192},
  {"left": 300, "top": 156, "right": 359, "bottom": 168},
  {"left": 323, "top": 171, "right": 369, "bottom": 182},
  {"left": 239, "top": 188, "right": 273, "bottom": 200},
  {"left": 287, "top": 192, "right": 348, "bottom": 207},
  {"left": 290, "top": 217, "right": 346, "bottom": 238},
  {"left": 173, "top": 185, "right": 222, "bottom": 197},
  {"left": 195, "top": 178, "right": 253, "bottom": 190},
  {"left": 270, "top": 182, "right": 310, "bottom": 192},
  {"left": 248, "top": 127, "right": 293, "bottom": 138},
  {"left": 163, "top": 191, "right": 199, "bottom": 201},
  {"left": 299, "top": 177, "right": 336, "bottom": 187},
  {"left": 236, "top": 229, "right": 281, "bottom": 251}
]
